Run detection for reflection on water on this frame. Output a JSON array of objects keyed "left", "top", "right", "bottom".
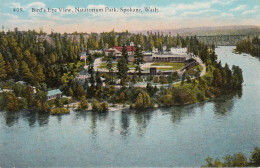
[
  {"left": 213, "top": 90, "right": 242, "bottom": 117},
  {"left": 1, "top": 90, "right": 240, "bottom": 134},
  {"left": 0, "top": 46, "right": 259, "bottom": 167},
  {"left": 120, "top": 111, "right": 130, "bottom": 137},
  {"left": 168, "top": 105, "right": 196, "bottom": 124},
  {"left": 4, "top": 110, "right": 50, "bottom": 127}
]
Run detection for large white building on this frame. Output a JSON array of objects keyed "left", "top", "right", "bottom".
[{"left": 170, "top": 47, "right": 188, "bottom": 55}]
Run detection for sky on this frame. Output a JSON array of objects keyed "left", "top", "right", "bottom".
[{"left": 0, "top": 0, "right": 259, "bottom": 33}]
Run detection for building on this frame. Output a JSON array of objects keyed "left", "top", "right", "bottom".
[
  {"left": 105, "top": 46, "right": 190, "bottom": 63},
  {"left": 47, "top": 89, "right": 62, "bottom": 100},
  {"left": 152, "top": 54, "right": 188, "bottom": 62},
  {"left": 105, "top": 46, "right": 136, "bottom": 57},
  {"left": 170, "top": 47, "right": 187, "bottom": 55}
]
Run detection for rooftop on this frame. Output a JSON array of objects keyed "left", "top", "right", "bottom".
[
  {"left": 47, "top": 89, "right": 62, "bottom": 97},
  {"left": 113, "top": 46, "right": 136, "bottom": 52}
]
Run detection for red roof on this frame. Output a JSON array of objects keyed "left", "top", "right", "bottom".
[{"left": 113, "top": 46, "right": 136, "bottom": 52}]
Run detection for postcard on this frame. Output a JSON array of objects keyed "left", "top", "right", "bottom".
[{"left": 0, "top": 0, "right": 259, "bottom": 167}]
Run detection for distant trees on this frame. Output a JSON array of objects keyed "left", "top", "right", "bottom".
[
  {"left": 236, "top": 36, "right": 260, "bottom": 57},
  {"left": 212, "top": 65, "right": 243, "bottom": 91},
  {"left": 204, "top": 146, "right": 260, "bottom": 167},
  {"left": 148, "top": 34, "right": 154, "bottom": 51}
]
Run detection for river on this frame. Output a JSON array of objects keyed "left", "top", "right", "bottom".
[{"left": 0, "top": 46, "right": 259, "bottom": 167}]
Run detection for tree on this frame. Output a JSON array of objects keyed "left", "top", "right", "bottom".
[
  {"left": 148, "top": 34, "right": 154, "bottom": 51},
  {"left": 24, "top": 50, "right": 37, "bottom": 68},
  {"left": 5, "top": 61, "right": 13, "bottom": 77},
  {"left": 212, "top": 68, "right": 222, "bottom": 87},
  {"left": 6, "top": 93, "right": 20, "bottom": 112},
  {"left": 159, "top": 94, "right": 173, "bottom": 107},
  {"left": 153, "top": 76, "right": 159, "bottom": 83},
  {"left": 116, "top": 92, "right": 125, "bottom": 103},
  {"left": 0, "top": 53, "right": 7, "bottom": 80},
  {"left": 210, "top": 51, "right": 217, "bottom": 65},
  {"left": 135, "top": 93, "right": 144, "bottom": 109},
  {"left": 95, "top": 70, "right": 103, "bottom": 88},
  {"left": 77, "top": 85, "right": 85, "bottom": 99},
  {"left": 113, "top": 36, "right": 118, "bottom": 46},
  {"left": 134, "top": 91, "right": 153, "bottom": 109},
  {"left": 100, "top": 102, "right": 108, "bottom": 112},
  {"left": 34, "top": 64, "right": 45, "bottom": 85},
  {"left": 87, "top": 54, "right": 95, "bottom": 92},
  {"left": 204, "top": 150, "right": 254, "bottom": 167},
  {"left": 42, "top": 102, "right": 50, "bottom": 112},
  {"left": 13, "top": 83, "right": 25, "bottom": 97},
  {"left": 122, "top": 44, "right": 129, "bottom": 64},
  {"left": 134, "top": 46, "right": 144, "bottom": 78},
  {"left": 249, "top": 147, "right": 260, "bottom": 166},
  {"left": 116, "top": 44, "right": 129, "bottom": 86},
  {"left": 20, "top": 61, "right": 32, "bottom": 82},
  {"left": 91, "top": 98, "right": 102, "bottom": 111},
  {"left": 68, "top": 87, "right": 74, "bottom": 97},
  {"left": 167, "top": 34, "right": 173, "bottom": 49},
  {"left": 78, "top": 96, "right": 88, "bottom": 110},
  {"left": 25, "top": 85, "right": 34, "bottom": 108},
  {"left": 117, "top": 57, "right": 129, "bottom": 86},
  {"left": 8, "top": 36, "right": 23, "bottom": 61},
  {"left": 55, "top": 97, "right": 63, "bottom": 108},
  {"left": 35, "top": 83, "right": 47, "bottom": 111},
  {"left": 232, "top": 65, "right": 243, "bottom": 89},
  {"left": 106, "top": 52, "right": 114, "bottom": 74},
  {"left": 222, "top": 63, "right": 232, "bottom": 90},
  {"left": 12, "top": 59, "right": 19, "bottom": 79}
]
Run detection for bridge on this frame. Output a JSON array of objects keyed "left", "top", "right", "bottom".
[{"left": 192, "top": 35, "right": 247, "bottom": 46}]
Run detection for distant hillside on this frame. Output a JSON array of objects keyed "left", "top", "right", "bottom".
[{"left": 133, "top": 25, "right": 260, "bottom": 36}]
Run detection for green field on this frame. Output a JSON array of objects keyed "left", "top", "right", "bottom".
[
  {"left": 151, "top": 62, "right": 185, "bottom": 71},
  {"left": 98, "top": 62, "right": 136, "bottom": 70}
]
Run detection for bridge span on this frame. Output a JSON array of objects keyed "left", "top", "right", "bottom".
[{"left": 190, "top": 35, "right": 247, "bottom": 46}]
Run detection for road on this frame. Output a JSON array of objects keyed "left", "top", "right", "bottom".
[{"left": 92, "top": 56, "right": 206, "bottom": 88}]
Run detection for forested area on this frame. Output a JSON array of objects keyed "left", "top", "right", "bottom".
[
  {"left": 0, "top": 29, "right": 243, "bottom": 112},
  {"left": 235, "top": 36, "right": 260, "bottom": 57}
]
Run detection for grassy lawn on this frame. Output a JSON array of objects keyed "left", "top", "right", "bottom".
[
  {"left": 98, "top": 63, "right": 117, "bottom": 70},
  {"left": 98, "top": 62, "right": 136, "bottom": 70},
  {"left": 151, "top": 62, "right": 185, "bottom": 71},
  {"left": 156, "top": 67, "right": 177, "bottom": 71}
]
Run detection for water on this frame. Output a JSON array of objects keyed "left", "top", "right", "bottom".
[{"left": 0, "top": 46, "right": 259, "bottom": 167}]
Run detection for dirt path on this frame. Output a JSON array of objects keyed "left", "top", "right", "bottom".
[{"left": 193, "top": 56, "right": 206, "bottom": 77}]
